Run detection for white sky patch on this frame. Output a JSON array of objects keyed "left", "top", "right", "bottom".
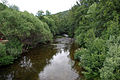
[{"left": 0, "top": 0, "right": 77, "bottom": 14}]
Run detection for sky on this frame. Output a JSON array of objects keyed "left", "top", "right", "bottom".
[{"left": 0, "top": 0, "right": 77, "bottom": 14}]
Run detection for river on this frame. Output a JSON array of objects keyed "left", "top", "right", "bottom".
[{"left": 0, "top": 37, "right": 83, "bottom": 80}]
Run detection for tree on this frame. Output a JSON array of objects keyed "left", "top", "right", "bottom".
[
  {"left": 9, "top": 5, "right": 19, "bottom": 11},
  {"left": 46, "top": 10, "right": 51, "bottom": 15},
  {"left": 0, "top": 3, "right": 53, "bottom": 66},
  {"left": 1, "top": 0, "right": 8, "bottom": 5},
  {"left": 36, "top": 10, "right": 44, "bottom": 17}
]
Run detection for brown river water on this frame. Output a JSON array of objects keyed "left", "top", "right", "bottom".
[{"left": 0, "top": 37, "right": 83, "bottom": 80}]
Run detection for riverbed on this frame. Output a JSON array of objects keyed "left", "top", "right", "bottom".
[{"left": 0, "top": 37, "right": 83, "bottom": 80}]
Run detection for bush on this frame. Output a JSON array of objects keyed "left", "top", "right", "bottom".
[
  {"left": 0, "top": 43, "right": 14, "bottom": 66},
  {"left": 100, "top": 37, "right": 120, "bottom": 80},
  {"left": 6, "top": 38, "right": 23, "bottom": 58},
  {"left": 0, "top": 9, "right": 53, "bottom": 45},
  {"left": 0, "top": 56, "right": 14, "bottom": 66},
  {"left": 75, "top": 38, "right": 107, "bottom": 79},
  {"left": 0, "top": 43, "right": 6, "bottom": 57},
  {"left": 74, "top": 48, "right": 89, "bottom": 61}
]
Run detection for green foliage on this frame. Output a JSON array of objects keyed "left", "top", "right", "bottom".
[
  {"left": 46, "top": 10, "right": 51, "bottom": 15},
  {"left": 0, "top": 1, "right": 120, "bottom": 80},
  {"left": 9, "top": 5, "right": 19, "bottom": 11},
  {"left": 74, "top": 48, "right": 89, "bottom": 61},
  {"left": 0, "top": 3, "right": 53, "bottom": 66},
  {"left": 53, "top": 11, "right": 72, "bottom": 36},
  {"left": 73, "top": 0, "right": 120, "bottom": 79},
  {"left": 0, "top": 8, "right": 53, "bottom": 45},
  {"left": 6, "top": 38, "right": 23, "bottom": 58},
  {"left": 87, "top": 2, "right": 97, "bottom": 14},
  {"left": 0, "top": 56, "right": 14, "bottom": 65},
  {"left": 100, "top": 45, "right": 120, "bottom": 80},
  {"left": 75, "top": 38, "right": 107, "bottom": 79},
  {"left": 0, "top": 43, "right": 6, "bottom": 57},
  {"left": 0, "top": 43, "right": 14, "bottom": 66},
  {"left": 0, "top": 3, "right": 7, "bottom": 11},
  {"left": 36, "top": 10, "right": 44, "bottom": 17},
  {"left": 100, "top": 36, "right": 120, "bottom": 80},
  {"left": 75, "top": 33, "right": 85, "bottom": 46},
  {"left": 36, "top": 10, "right": 58, "bottom": 35},
  {"left": 0, "top": 36, "right": 22, "bottom": 66},
  {"left": 40, "top": 16, "right": 57, "bottom": 35}
]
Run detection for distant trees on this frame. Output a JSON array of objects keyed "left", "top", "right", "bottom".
[
  {"left": 1, "top": 0, "right": 8, "bottom": 5},
  {"left": 36, "top": 10, "right": 51, "bottom": 16},
  {"left": 36, "top": 10, "right": 44, "bottom": 17},
  {"left": 9, "top": 5, "right": 19, "bottom": 11},
  {"left": 36, "top": 10, "right": 58, "bottom": 35},
  {"left": 46, "top": 10, "right": 51, "bottom": 15}
]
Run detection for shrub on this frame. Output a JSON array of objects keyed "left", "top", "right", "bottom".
[
  {"left": 100, "top": 37, "right": 120, "bottom": 80},
  {"left": 0, "top": 43, "right": 14, "bottom": 66},
  {"left": 0, "top": 43, "right": 6, "bottom": 57},
  {"left": 6, "top": 38, "right": 23, "bottom": 58},
  {"left": 0, "top": 56, "right": 14, "bottom": 66},
  {"left": 75, "top": 38, "right": 107, "bottom": 79},
  {"left": 74, "top": 48, "right": 89, "bottom": 61}
]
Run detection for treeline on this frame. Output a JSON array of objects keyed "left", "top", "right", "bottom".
[
  {"left": 0, "top": 3, "right": 60, "bottom": 66},
  {"left": 61, "top": 0, "right": 120, "bottom": 80}
]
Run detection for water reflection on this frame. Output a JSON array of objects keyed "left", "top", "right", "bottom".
[
  {"left": 39, "top": 50, "right": 79, "bottom": 80},
  {"left": 0, "top": 37, "right": 82, "bottom": 80},
  {"left": 39, "top": 37, "right": 79, "bottom": 80},
  {"left": 20, "top": 56, "right": 32, "bottom": 69}
]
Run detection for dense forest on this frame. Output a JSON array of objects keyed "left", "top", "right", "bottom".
[{"left": 0, "top": 0, "right": 120, "bottom": 80}]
